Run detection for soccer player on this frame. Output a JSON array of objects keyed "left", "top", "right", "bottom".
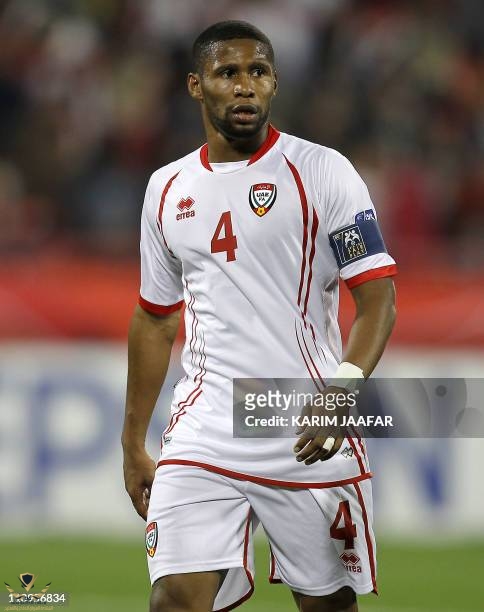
[{"left": 122, "top": 21, "right": 396, "bottom": 612}]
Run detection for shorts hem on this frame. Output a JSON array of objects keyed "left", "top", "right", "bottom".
[
  {"left": 279, "top": 577, "right": 375, "bottom": 597},
  {"left": 214, "top": 571, "right": 254, "bottom": 612},
  {"left": 149, "top": 559, "right": 245, "bottom": 586}
]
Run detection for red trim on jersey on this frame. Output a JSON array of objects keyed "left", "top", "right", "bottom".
[
  {"left": 163, "top": 336, "right": 206, "bottom": 440},
  {"left": 347, "top": 436, "right": 366, "bottom": 476},
  {"left": 157, "top": 172, "right": 179, "bottom": 255},
  {"left": 354, "top": 482, "right": 378, "bottom": 594},
  {"left": 200, "top": 125, "right": 280, "bottom": 172},
  {"left": 193, "top": 333, "right": 207, "bottom": 385},
  {"left": 138, "top": 296, "right": 183, "bottom": 315},
  {"left": 177, "top": 291, "right": 207, "bottom": 409},
  {"left": 349, "top": 426, "right": 366, "bottom": 456},
  {"left": 345, "top": 264, "right": 397, "bottom": 289},
  {"left": 350, "top": 426, "right": 369, "bottom": 471},
  {"left": 187, "top": 293, "right": 197, "bottom": 367},
  {"left": 310, "top": 323, "right": 316, "bottom": 342},
  {"left": 310, "top": 323, "right": 328, "bottom": 366},
  {"left": 184, "top": 278, "right": 200, "bottom": 375},
  {"left": 285, "top": 156, "right": 328, "bottom": 392},
  {"left": 164, "top": 388, "right": 203, "bottom": 437},
  {"left": 303, "top": 206, "right": 319, "bottom": 317},
  {"left": 161, "top": 288, "right": 206, "bottom": 449},
  {"left": 284, "top": 156, "right": 309, "bottom": 308},
  {"left": 162, "top": 406, "right": 184, "bottom": 441},
  {"left": 284, "top": 157, "right": 327, "bottom": 388},
  {"left": 177, "top": 345, "right": 206, "bottom": 410},
  {"left": 215, "top": 510, "right": 255, "bottom": 612},
  {"left": 295, "top": 321, "right": 324, "bottom": 393},
  {"left": 199, "top": 144, "right": 212, "bottom": 171},
  {"left": 247, "top": 125, "right": 280, "bottom": 165},
  {"left": 298, "top": 321, "right": 326, "bottom": 391},
  {"left": 156, "top": 459, "right": 372, "bottom": 489}
]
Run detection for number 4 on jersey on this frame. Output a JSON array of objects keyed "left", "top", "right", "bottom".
[
  {"left": 211, "top": 211, "right": 238, "bottom": 262},
  {"left": 329, "top": 500, "right": 357, "bottom": 549}
]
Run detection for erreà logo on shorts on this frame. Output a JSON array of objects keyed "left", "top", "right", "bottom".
[
  {"left": 146, "top": 522, "right": 158, "bottom": 558},
  {"left": 176, "top": 197, "right": 195, "bottom": 221},
  {"left": 249, "top": 183, "right": 277, "bottom": 217},
  {"left": 340, "top": 552, "right": 362, "bottom": 573}
]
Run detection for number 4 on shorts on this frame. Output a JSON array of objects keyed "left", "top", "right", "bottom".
[
  {"left": 330, "top": 500, "right": 357, "bottom": 549},
  {"left": 211, "top": 211, "right": 238, "bottom": 262}
]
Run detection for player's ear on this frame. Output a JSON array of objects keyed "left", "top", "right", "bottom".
[
  {"left": 188, "top": 73, "right": 203, "bottom": 101},
  {"left": 273, "top": 70, "right": 278, "bottom": 97}
]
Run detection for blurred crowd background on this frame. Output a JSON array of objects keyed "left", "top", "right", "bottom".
[{"left": 1, "top": 0, "right": 483, "bottom": 267}]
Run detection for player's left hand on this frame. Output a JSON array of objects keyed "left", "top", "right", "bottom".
[{"left": 293, "top": 386, "right": 350, "bottom": 465}]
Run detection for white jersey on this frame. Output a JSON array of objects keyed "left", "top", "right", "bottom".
[{"left": 139, "top": 126, "right": 396, "bottom": 487}]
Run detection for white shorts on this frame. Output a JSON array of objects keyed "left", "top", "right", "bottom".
[{"left": 146, "top": 465, "right": 377, "bottom": 611}]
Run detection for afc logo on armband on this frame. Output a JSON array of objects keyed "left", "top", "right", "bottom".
[
  {"left": 176, "top": 197, "right": 196, "bottom": 221},
  {"left": 329, "top": 208, "right": 388, "bottom": 269},
  {"left": 331, "top": 225, "right": 367, "bottom": 264}
]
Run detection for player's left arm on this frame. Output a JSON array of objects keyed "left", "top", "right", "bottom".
[
  {"left": 294, "top": 277, "right": 395, "bottom": 464},
  {"left": 343, "top": 276, "right": 396, "bottom": 377},
  {"left": 323, "top": 149, "right": 398, "bottom": 377},
  {"left": 295, "top": 149, "right": 397, "bottom": 464}
]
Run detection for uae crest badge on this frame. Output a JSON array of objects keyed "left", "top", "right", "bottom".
[
  {"left": 249, "top": 183, "right": 277, "bottom": 217},
  {"left": 146, "top": 521, "right": 158, "bottom": 558}
]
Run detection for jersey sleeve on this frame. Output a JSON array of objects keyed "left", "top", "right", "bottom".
[
  {"left": 323, "top": 151, "right": 397, "bottom": 288},
  {"left": 139, "top": 174, "right": 184, "bottom": 315}
]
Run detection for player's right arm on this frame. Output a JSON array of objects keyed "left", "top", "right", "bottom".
[
  {"left": 122, "top": 305, "right": 180, "bottom": 520},
  {"left": 122, "top": 169, "right": 184, "bottom": 520}
]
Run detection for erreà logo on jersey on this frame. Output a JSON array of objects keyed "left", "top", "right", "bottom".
[
  {"left": 176, "top": 196, "right": 195, "bottom": 221},
  {"left": 249, "top": 183, "right": 277, "bottom": 217}
]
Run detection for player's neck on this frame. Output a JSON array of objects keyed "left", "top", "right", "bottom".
[{"left": 204, "top": 121, "right": 269, "bottom": 163}]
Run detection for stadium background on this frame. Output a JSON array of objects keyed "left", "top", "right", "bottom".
[{"left": 0, "top": 0, "right": 483, "bottom": 610}]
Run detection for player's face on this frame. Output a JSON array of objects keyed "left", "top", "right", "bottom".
[{"left": 189, "top": 39, "right": 277, "bottom": 139}]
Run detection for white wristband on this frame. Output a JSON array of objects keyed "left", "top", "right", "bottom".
[{"left": 330, "top": 361, "right": 364, "bottom": 392}]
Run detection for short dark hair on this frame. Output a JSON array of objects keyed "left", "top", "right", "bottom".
[{"left": 192, "top": 20, "right": 274, "bottom": 73}]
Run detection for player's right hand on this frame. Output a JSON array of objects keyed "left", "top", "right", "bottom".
[{"left": 123, "top": 448, "right": 156, "bottom": 520}]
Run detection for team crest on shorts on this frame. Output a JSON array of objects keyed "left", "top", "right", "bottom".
[
  {"left": 146, "top": 521, "right": 158, "bottom": 558},
  {"left": 249, "top": 183, "right": 277, "bottom": 217}
]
